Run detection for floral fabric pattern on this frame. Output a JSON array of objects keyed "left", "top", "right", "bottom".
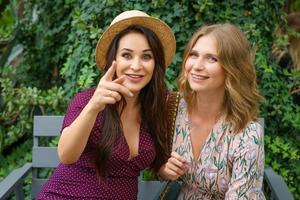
[{"left": 172, "top": 98, "right": 265, "bottom": 200}]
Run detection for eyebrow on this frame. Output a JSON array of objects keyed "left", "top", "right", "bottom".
[
  {"left": 206, "top": 53, "right": 218, "bottom": 57},
  {"left": 190, "top": 50, "right": 199, "bottom": 54},
  {"left": 121, "top": 48, "right": 152, "bottom": 52},
  {"left": 190, "top": 49, "right": 217, "bottom": 57}
]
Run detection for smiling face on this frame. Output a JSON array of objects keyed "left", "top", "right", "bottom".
[
  {"left": 115, "top": 32, "right": 155, "bottom": 94},
  {"left": 185, "top": 34, "right": 226, "bottom": 94}
]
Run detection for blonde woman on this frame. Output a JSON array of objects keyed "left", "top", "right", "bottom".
[{"left": 159, "top": 24, "right": 265, "bottom": 199}]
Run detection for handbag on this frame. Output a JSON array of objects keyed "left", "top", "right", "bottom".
[{"left": 159, "top": 181, "right": 182, "bottom": 200}]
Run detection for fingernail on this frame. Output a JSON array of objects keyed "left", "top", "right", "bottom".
[{"left": 128, "top": 92, "right": 134, "bottom": 97}]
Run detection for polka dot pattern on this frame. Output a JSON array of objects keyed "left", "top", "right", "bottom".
[{"left": 37, "top": 88, "right": 156, "bottom": 199}]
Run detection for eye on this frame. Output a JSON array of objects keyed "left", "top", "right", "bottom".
[
  {"left": 142, "top": 53, "right": 153, "bottom": 61},
  {"left": 121, "top": 52, "right": 132, "bottom": 59},
  {"left": 189, "top": 51, "right": 198, "bottom": 59},
  {"left": 207, "top": 55, "right": 218, "bottom": 63}
]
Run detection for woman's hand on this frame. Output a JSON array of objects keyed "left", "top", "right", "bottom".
[
  {"left": 158, "top": 151, "right": 189, "bottom": 181},
  {"left": 88, "top": 61, "right": 133, "bottom": 112}
]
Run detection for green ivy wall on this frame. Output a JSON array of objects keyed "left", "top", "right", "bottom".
[{"left": 0, "top": 0, "right": 299, "bottom": 199}]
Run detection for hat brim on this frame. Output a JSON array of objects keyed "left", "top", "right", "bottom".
[{"left": 95, "top": 16, "right": 176, "bottom": 70}]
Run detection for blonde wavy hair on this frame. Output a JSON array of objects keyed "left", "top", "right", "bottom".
[{"left": 178, "top": 23, "right": 264, "bottom": 133}]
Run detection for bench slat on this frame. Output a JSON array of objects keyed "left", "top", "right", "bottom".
[
  {"left": 264, "top": 167, "right": 294, "bottom": 200},
  {"left": 32, "top": 147, "right": 60, "bottom": 168},
  {"left": 0, "top": 163, "right": 32, "bottom": 200},
  {"left": 33, "top": 116, "right": 64, "bottom": 136}
]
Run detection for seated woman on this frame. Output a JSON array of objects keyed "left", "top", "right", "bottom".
[
  {"left": 159, "top": 23, "right": 265, "bottom": 200},
  {"left": 37, "top": 10, "right": 176, "bottom": 200}
]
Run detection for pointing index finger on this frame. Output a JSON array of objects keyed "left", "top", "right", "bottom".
[
  {"left": 113, "top": 75, "right": 125, "bottom": 84},
  {"left": 103, "top": 61, "right": 116, "bottom": 81}
]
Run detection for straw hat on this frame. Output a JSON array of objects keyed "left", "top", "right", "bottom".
[{"left": 95, "top": 10, "right": 176, "bottom": 70}]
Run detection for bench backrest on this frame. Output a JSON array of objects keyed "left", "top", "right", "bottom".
[
  {"left": 31, "top": 116, "right": 266, "bottom": 199},
  {"left": 32, "top": 116, "right": 63, "bottom": 198}
]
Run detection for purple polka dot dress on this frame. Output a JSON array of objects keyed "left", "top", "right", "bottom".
[{"left": 37, "top": 88, "right": 156, "bottom": 200}]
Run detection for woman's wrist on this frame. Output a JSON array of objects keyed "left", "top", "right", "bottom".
[
  {"left": 85, "top": 100, "right": 104, "bottom": 115},
  {"left": 158, "top": 165, "right": 168, "bottom": 182}
]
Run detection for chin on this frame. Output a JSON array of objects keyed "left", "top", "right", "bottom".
[
  {"left": 124, "top": 82, "right": 148, "bottom": 93},
  {"left": 125, "top": 86, "right": 144, "bottom": 94},
  {"left": 189, "top": 84, "right": 204, "bottom": 92}
]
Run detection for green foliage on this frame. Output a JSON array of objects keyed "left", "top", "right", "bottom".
[
  {"left": 256, "top": 51, "right": 300, "bottom": 198},
  {"left": 0, "top": 3, "right": 15, "bottom": 40},
  {"left": 287, "top": 0, "right": 300, "bottom": 12},
  {"left": 0, "top": 65, "right": 67, "bottom": 199},
  {"left": 1, "top": 0, "right": 299, "bottom": 199},
  {"left": 0, "top": 139, "right": 31, "bottom": 181},
  {"left": 255, "top": 39, "right": 300, "bottom": 197},
  {"left": 265, "top": 135, "right": 300, "bottom": 195},
  {"left": 0, "top": 66, "right": 67, "bottom": 152},
  {"left": 15, "top": 0, "right": 73, "bottom": 88}
]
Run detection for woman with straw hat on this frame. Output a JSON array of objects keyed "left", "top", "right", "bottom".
[{"left": 38, "top": 10, "right": 176, "bottom": 199}]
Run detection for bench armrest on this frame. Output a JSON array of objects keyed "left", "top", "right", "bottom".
[
  {"left": 264, "top": 166, "right": 294, "bottom": 200},
  {"left": 0, "top": 163, "right": 32, "bottom": 200}
]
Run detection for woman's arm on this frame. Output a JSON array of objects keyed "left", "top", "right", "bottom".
[
  {"left": 58, "top": 62, "right": 133, "bottom": 164},
  {"left": 225, "top": 122, "right": 266, "bottom": 200},
  {"left": 58, "top": 101, "right": 101, "bottom": 164}
]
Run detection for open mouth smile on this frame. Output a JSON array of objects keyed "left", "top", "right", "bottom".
[
  {"left": 126, "top": 74, "right": 145, "bottom": 82},
  {"left": 191, "top": 73, "right": 209, "bottom": 80}
]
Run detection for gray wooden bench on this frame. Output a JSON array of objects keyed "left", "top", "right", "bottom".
[{"left": 0, "top": 116, "right": 294, "bottom": 200}]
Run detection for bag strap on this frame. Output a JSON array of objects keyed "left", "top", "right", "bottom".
[
  {"left": 166, "top": 91, "right": 180, "bottom": 156},
  {"left": 159, "top": 92, "right": 180, "bottom": 200}
]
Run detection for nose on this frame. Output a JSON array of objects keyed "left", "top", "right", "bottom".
[
  {"left": 130, "top": 58, "right": 142, "bottom": 71},
  {"left": 193, "top": 57, "right": 204, "bottom": 70}
]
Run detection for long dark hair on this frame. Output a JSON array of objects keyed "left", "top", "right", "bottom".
[{"left": 94, "top": 25, "right": 168, "bottom": 178}]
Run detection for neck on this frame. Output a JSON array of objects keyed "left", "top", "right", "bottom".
[
  {"left": 121, "top": 94, "right": 141, "bottom": 122},
  {"left": 192, "top": 90, "right": 225, "bottom": 121},
  {"left": 123, "top": 93, "right": 139, "bottom": 110}
]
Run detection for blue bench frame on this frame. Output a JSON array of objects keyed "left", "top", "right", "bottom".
[{"left": 0, "top": 116, "right": 294, "bottom": 200}]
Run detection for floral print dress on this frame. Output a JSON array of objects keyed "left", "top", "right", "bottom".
[{"left": 172, "top": 98, "right": 265, "bottom": 200}]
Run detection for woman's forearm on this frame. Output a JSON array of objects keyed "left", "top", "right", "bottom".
[{"left": 58, "top": 102, "right": 102, "bottom": 164}]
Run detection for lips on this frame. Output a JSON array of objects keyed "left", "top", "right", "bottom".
[
  {"left": 191, "top": 73, "right": 209, "bottom": 80},
  {"left": 126, "top": 74, "right": 144, "bottom": 82}
]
